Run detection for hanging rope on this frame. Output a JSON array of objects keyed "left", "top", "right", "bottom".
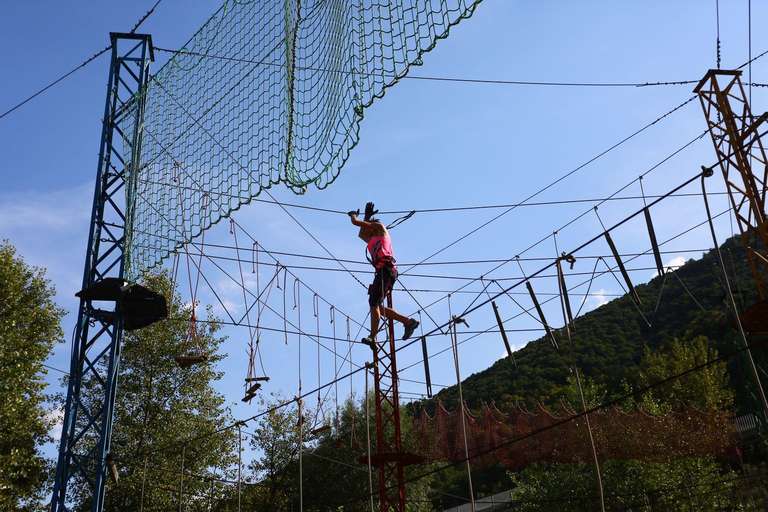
[
  {"left": 331, "top": 305, "right": 342, "bottom": 445},
  {"left": 237, "top": 422, "right": 243, "bottom": 512},
  {"left": 364, "top": 364, "right": 375, "bottom": 512},
  {"left": 176, "top": 185, "right": 209, "bottom": 368},
  {"left": 555, "top": 248, "right": 606, "bottom": 512},
  {"left": 296, "top": 276, "right": 304, "bottom": 511},
  {"left": 447, "top": 295, "right": 476, "bottom": 512}
]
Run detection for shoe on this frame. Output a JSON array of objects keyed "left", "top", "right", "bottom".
[
  {"left": 361, "top": 337, "right": 377, "bottom": 350},
  {"left": 402, "top": 319, "right": 419, "bottom": 341}
]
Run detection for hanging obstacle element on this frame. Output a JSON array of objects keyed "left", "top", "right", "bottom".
[
  {"left": 604, "top": 232, "right": 642, "bottom": 306},
  {"left": 556, "top": 255, "right": 576, "bottom": 330},
  {"left": 644, "top": 207, "right": 665, "bottom": 277},
  {"left": 420, "top": 336, "right": 433, "bottom": 398},
  {"left": 242, "top": 377, "right": 271, "bottom": 403},
  {"left": 526, "top": 281, "right": 558, "bottom": 348},
  {"left": 491, "top": 301, "right": 517, "bottom": 369},
  {"left": 175, "top": 314, "right": 207, "bottom": 369},
  {"left": 310, "top": 294, "right": 332, "bottom": 436},
  {"left": 175, "top": 192, "right": 209, "bottom": 369}
]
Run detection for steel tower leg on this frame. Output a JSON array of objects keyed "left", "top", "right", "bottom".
[
  {"left": 50, "top": 33, "right": 153, "bottom": 512},
  {"left": 695, "top": 70, "right": 768, "bottom": 298},
  {"left": 695, "top": 69, "right": 768, "bottom": 436}
]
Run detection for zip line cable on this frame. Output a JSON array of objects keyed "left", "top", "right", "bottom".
[
  {"left": 0, "top": 47, "right": 110, "bottom": 121},
  {"left": 137, "top": 176, "right": 728, "bottom": 216},
  {"left": 131, "top": 0, "right": 164, "bottom": 34},
  {"left": 155, "top": 46, "right": 700, "bottom": 89},
  {"left": 0, "top": 1, "right": 169, "bottom": 121}
]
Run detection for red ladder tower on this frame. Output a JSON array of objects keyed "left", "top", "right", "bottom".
[{"left": 360, "top": 293, "right": 421, "bottom": 511}]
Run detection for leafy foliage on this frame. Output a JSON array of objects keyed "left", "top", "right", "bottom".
[
  {"left": 0, "top": 240, "right": 65, "bottom": 510},
  {"left": 415, "top": 236, "right": 767, "bottom": 509},
  {"left": 238, "top": 391, "right": 437, "bottom": 511},
  {"left": 65, "top": 271, "right": 237, "bottom": 511},
  {"left": 638, "top": 335, "right": 734, "bottom": 412},
  {"left": 507, "top": 335, "right": 747, "bottom": 511},
  {"left": 433, "top": 236, "right": 762, "bottom": 413}
]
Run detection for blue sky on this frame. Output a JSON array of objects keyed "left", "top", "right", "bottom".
[{"left": 2, "top": 0, "right": 767, "bottom": 473}]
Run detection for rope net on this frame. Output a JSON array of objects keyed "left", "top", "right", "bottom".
[
  {"left": 123, "top": 0, "right": 482, "bottom": 280},
  {"left": 415, "top": 401, "right": 740, "bottom": 467}
]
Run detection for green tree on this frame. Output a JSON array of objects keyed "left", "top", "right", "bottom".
[
  {"left": 508, "top": 335, "right": 741, "bottom": 511},
  {"left": 638, "top": 335, "right": 734, "bottom": 412},
  {"left": 0, "top": 240, "right": 65, "bottom": 510},
  {"left": 241, "top": 391, "right": 436, "bottom": 511},
  {"left": 242, "top": 392, "right": 314, "bottom": 511},
  {"left": 68, "top": 271, "right": 237, "bottom": 511}
]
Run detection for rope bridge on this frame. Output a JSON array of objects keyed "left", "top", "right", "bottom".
[{"left": 123, "top": 0, "right": 482, "bottom": 280}]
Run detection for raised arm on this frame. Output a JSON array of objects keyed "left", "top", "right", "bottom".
[{"left": 348, "top": 209, "right": 387, "bottom": 237}]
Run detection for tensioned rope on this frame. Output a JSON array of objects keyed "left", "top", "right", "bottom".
[
  {"left": 0, "top": 1, "right": 166, "bottom": 121},
  {"left": 129, "top": 240, "right": 707, "bottom": 271},
  {"left": 136, "top": 176, "right": 728, "bottom": 215},
  {"left": 397, "top": 205, "right": 731, "bottom": 378},
  {"left": 154, "top": 46, "right": 699, "bottom": 89},
  {"left": 124, "top": 167, "right": 728, "bottom": 464}
]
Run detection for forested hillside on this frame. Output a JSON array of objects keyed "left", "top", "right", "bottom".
[{"left": 430, "top": 235, "right": 765, "bottom": 413}]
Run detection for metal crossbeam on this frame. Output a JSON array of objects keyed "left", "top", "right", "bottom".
[{"left": 50, "top": 33, "right": 153, "bottom": 512}]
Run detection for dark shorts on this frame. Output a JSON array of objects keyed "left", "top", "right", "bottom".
[{"left": 368, "top": 265, "right": 397, "bottom": 307}]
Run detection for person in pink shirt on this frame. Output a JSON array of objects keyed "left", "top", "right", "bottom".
[{"left": 348, "top": 202, "right": 419, "bottom": 349}]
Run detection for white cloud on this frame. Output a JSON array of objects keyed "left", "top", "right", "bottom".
[
  {"left": 585, "top": 288, "right": 612, "bottom": 310},
  {"left": 0, "top": 183, "right": 91, "bottom": 233},
  {"left": 651, "top": 256, "right": 687, "bottom": 278},
  {"left": 665, "top": 256, "right": 686, "bottom": 270},
  {"left": 46, "top": 407, "right": 64, "bottom": 443}
]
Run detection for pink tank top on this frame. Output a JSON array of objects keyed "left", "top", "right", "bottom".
[{"left": 367, "top": 236, "right": 396, "bottom": 269}]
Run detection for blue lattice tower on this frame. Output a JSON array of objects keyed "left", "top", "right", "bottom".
[{"left": 50, "top": 33, "right": 153, "bottom": 512}]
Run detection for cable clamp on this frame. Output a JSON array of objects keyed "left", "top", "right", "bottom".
[{"left": 558, "top": 251, "right": 577, "bottom": 270}]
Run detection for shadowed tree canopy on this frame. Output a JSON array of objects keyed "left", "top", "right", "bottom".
[{"left": 65, "top": 271, "right": 237, "bottom": 511}]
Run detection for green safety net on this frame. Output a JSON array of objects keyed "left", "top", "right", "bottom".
[{"left": 124, "top": 0, "right": 482, "bottom": 280}]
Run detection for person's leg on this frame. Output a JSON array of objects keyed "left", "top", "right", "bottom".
[
  {"left": 369, "top": 305, "right": 382, "bottom": 340},
  {"left": 380, "top": 306, "right": 408, "bottom": 324}
]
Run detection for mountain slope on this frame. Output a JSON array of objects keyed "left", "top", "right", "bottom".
[{"left": 431, "top": 236, "right": 763, "bottom": 411}]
